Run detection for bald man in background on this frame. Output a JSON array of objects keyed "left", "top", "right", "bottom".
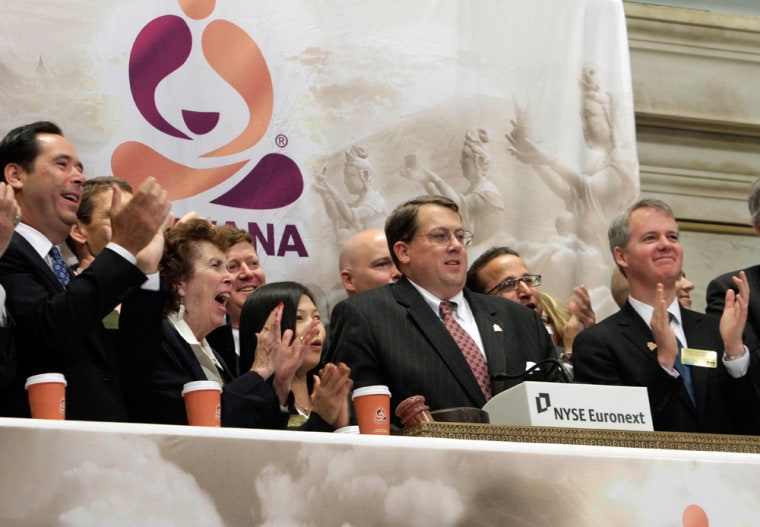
[{"left": 339, "top": 229, "right": 401, "bottom": 296}]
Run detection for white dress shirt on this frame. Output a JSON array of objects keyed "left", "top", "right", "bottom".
[
  {"left": 628, "top": 295, "right": 748, "bottom": 378},
  {"left": 407, "top": 279, "right": 487, "bottom": 359}
]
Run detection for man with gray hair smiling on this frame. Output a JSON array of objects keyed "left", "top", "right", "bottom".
[{"left": 573, "top": 198, "right": 760, "bottom": 434}]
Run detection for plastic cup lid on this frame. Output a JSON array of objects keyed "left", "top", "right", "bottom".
[
  {"left": 25, "top": 373, "right": 67, "bottom": 389},
  {"left": 351, "top": 385, "right": 391, "bottom": 400},
  {"left": 182, "top": 380, "right": 222, "bottom": 395}
]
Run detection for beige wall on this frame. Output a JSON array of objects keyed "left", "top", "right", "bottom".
[{"left": 625, "top": 2, "right": 760, "bottom": 311}]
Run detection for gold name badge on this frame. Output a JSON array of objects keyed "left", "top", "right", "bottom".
[{"left": 681, "top": 348, "right": 718, "bottom": 368}]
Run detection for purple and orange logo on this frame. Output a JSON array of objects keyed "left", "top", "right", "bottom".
[{"left": 112, "top": 0, "right": 303, "bottom": 208}]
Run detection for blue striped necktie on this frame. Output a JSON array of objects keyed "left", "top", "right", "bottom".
[{"left": 669, "top": 313, "right": 696, "bottom": 408}]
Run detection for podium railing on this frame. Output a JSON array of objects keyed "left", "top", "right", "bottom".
[{"left": 400, "top": 422, "right": 760, "bottom": 453}]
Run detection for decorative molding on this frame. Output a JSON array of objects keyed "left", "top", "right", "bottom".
[
  {"left": 636, "top": 112, "right": 760, "bottom": 140},
  {"left": 618, "top": 4, "right": 760, "bottom": 312},
  {"left": 677, "top": 219, "right": 755, "bottom": 236},
  {"left": 624, "top": 2, "right": 760, "bottom": 223},
  {"left": 639, "top": 166, "right": 754, "bottom": 202},
  {"left": 625, "top": 1, "right": 760, "bottom": 128},
  {"left": 624, "top": 3, "right": 760, "bottom": 34}
]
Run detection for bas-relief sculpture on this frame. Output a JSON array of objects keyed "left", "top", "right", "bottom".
[
  {"left": 313, "top": 146, "right": 388, "bottom": 247},
  {"left": 505, "top": 67, "right": 639, "bottom": 316},
  {"left": 400, "top": 128, "right": 506, "bottom": 250},
  {"left": 310, "top": 68, "right": 638, "bottom": 319}
]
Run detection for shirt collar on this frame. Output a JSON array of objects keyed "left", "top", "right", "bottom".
[
  {"left": 167, "top": 312, "right": 224, "bottom": 371},
  {"left": 628, "top": 295, "right": 681, "bottom": 329},
  {"left": 406, "top": 278, "right": 466, "bottom": 319},
  {"left": 168, "top": 311, "right": 201, "bottom": 345},
  {"left": 15, "top": 222, "right": 55, "bottom": 260}
]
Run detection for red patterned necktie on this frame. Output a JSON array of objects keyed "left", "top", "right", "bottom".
[{"left": 440, "top": 300, "right": 492, "bottom": 400}]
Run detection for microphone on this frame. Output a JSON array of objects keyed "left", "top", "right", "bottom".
[{"left": 491, "top": 358, "right": 572, "bottom": 384}]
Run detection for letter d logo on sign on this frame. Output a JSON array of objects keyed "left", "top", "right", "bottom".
[{"left": 535, "top": 393, "right": 551, "bottom": 413}]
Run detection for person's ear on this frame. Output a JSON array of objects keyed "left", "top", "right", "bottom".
[
  {"left": 69, "top": 221, "right": 87, "bottom": 245},
  {"left": 613, "top": 246, "right": 627, "bottom": 273},
  {"left": 340, "top": 269, "right": 356, "bottom": 294},
  {"left": 394, "top": 241, "right": 411, "bottom": 266},
  {"left": 4, "top": 163, "right": 24, "bottom": 191}
]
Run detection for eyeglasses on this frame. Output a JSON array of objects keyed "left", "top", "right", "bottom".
[
  {"left": 415, "top": 229, "right": 473, "bottom": 247},
  {"left": 486, "top": 274, "right": 541, "bottom": 295}
]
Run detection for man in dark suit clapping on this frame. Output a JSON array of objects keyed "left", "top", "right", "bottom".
[
  {"left": 324, "top": 195, "right": 556, "bottom": 426},
  {"left": 0, "top": 121, "right": 170, "bottom": 420},
  {"left": 706, "top": 178, "right": 760, "bottom": 347},
  {"left": 574, "top": 199, "right": 759, "bottom": 434}
]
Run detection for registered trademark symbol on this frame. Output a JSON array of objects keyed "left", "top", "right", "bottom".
[{"left": 275, "top": 134, "right": 288, "bottom": 147}]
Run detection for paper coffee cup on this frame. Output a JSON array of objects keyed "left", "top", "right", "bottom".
[
  {"left": 25, "top": 373, "right": 67, "bottom": 420},
  {"left": 182, "top": 380, "right": 222, "bottom": 426},
  {"left": 351, "top": 385, "right": 391, "bottom": 435}
]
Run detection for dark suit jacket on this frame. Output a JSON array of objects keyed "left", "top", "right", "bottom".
[
  {"left": 119, "top": 288, "right": 288, "bottom": 429},
  {"left": 706, "top": 265, "right": 760, "bottom": 346},
  {"left": 206, "top": 322, "right": 239, "bottom": 377},
  {"left": 0, "top": 234, "right": 146, "bottom": 420},
  {"left": 0, "top": 324, "right": 15, "bottom": 388},
  {"left": 205, "top": 321, "right": 266, "bottom": 380},
  {"left": 323, "top": 277, "right": 557, "bottom": 426},
  {"left": 573, "top": 301, "right": 759, "bottom": 434}
]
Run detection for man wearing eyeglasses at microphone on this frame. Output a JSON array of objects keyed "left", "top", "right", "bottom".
[
  {"left": 324, "top": 195, "right": 559, "bottom": 427},
  {"left": 466, "top": 246, "right": 596, "bottom": 374}
]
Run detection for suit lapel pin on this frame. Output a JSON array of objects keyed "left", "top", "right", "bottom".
[
  {"left": 646, "top": 341, "right": 657, "bottom": 351},
  {"left": 493, "top": 324, "right": 503, "bottom": 332}
]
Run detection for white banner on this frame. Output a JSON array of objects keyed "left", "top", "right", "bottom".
[
  {"left": 0, "top": 0, "right": 638, "bottom": 318},
  {"left": 0, "top": 419, "right": 755, "bottom": 526}
]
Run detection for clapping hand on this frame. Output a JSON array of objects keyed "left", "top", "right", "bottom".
[
  {"left": 273, "top": 317, "right": 319, "bottom": 405},
  {"left": 310, "top": 362, "right": 353, "bottom": 429},
  {"left": 0, "top": 182, "right": 20, "bottom": 256},
  {"left": 721, "top": 270, "right": 749, "bottom": 357},
  {"left": 251, "top": 303, "right": 320, "bottom": 405},
  {"left": 111, "top": 177, "right": 170, "bottom": 259},
  {"left": 650, "top": 283, "right": 678, "bottom": 371}
]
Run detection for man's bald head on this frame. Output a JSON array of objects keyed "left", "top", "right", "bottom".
[{"left": 339, "top": 229, "right": 401, "bottom": 296}]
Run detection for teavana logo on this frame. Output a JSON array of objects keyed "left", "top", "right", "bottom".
[
  {"left": 535, "top": 392, "right": 551, "bottom": 413},
  {"left": 113, "top": 0, "right": 303, "bottom": 207}
]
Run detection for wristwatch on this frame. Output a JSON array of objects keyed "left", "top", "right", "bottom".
[{"left": 724, "top": 346, "right": 748, "bottom": 361}]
